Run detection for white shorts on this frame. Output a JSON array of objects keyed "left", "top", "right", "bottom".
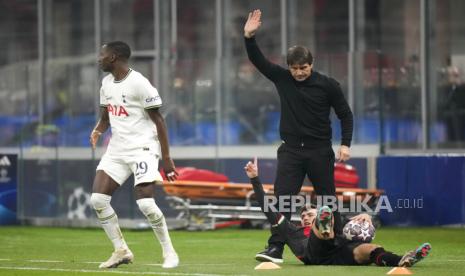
[{"left": 96, "top": 149, "right": 163, "bottom": 186}]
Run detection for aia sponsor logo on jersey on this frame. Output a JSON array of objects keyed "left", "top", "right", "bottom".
[{"left": 108, "top": 105, "right": 129, "bottom": 117}]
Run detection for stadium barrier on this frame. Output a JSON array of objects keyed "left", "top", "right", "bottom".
[
  {"left": 377, "top": 155, "right": 465, "bottom": 226},
  {"left": 18, "top": 154, "right": 465, "bottom": 227},
  {"left": 16, "top": 157, "right": 369, "bottom": 228}
]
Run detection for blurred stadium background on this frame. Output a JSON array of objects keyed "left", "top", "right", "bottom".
[
  {"left": 1, "top": 0, "right": 465, "bottom": 231},
  {"left": 1, "top": 1, "right": 465, "bottom": 275}
]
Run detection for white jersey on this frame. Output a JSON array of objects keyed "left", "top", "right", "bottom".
[{"left": 99, "top": 69, "right": 163, "bottom": 155}]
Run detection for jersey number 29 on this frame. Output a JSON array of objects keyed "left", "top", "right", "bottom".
[{"left": 135, "top": 161, "right": 148, "bottom": 176}]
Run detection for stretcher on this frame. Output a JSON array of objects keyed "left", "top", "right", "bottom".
[{"left": 160, "top": 178, "right": 384, "bottom": 230}]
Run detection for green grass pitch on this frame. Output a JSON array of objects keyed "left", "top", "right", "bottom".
[{"left": 0, "top": 226, "right": 464, "bottom": 276}]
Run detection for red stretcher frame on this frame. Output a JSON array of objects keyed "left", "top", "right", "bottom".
[{"left": 159, "top": 180, "right": 384, "bottom": 230}]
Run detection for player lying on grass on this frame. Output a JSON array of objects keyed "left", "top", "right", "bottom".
[{"left": 244, "top": 157, "right": 431, "bottom": 266}]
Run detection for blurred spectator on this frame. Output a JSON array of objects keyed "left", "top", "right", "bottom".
[
  {"left": 133, "top": 0, "right": 154, "bottom": 50},
  {"left": 233, "top": 62, "right": 279, "bottom": 143},
  {"left": 399, "top": 54, "right": 420, "bottom": 87},
  {"left": 440, "top": 59, "right": 465, "bottom": 143}
]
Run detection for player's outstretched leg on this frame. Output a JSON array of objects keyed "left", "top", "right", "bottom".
[
  {"left": 398, "top": 243, "right": 432, "bottom": 267},
  {"left": 356, "top": 244, "right": 400, "bottom": 266},
  {"left": 315, "top": 206, "right": 333, "bottom": 239},
  {"left": 91, "top": 193, "right": 134, "bottom": 268},
  {"left": 137, "top": 198, "right": 179, "bottom": 268}
]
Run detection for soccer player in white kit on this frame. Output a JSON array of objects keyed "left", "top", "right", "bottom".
[{"left": 89, "top": 41, "right": 180, "bottom": 269}]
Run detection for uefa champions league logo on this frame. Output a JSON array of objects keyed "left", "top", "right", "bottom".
[
  {"left": 0, "top": 156, "right": 11, "bottom": 183},
  {"left": 0, "top": 168, "right": 10, "bottom": 183},
  {"left": 67, "top": 187, "right": 92, "bottom": 219}
]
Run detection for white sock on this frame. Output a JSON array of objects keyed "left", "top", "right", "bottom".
[
  {"left": 137, "top": 198, "right": 176, "bottom": 256},
  {"left": 91, "top": 193, "right": 128, "bottom": 251}
]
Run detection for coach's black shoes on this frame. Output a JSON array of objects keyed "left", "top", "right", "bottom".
[
  {"left": 398, "top": 243, "right": 432, "bottom": 267},
  {"left": 255, "top": 245, "right": 284, "bottom": 263}
]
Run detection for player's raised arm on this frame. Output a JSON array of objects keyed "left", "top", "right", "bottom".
[
  {"left": 90, "top": 106, "right": 110, "bottom": 149},
  {"left": 244, "top": 156, "right": 259, "bottom": 178},
  {"left": 245, "top": 157, "right": 282, "bottom": 225},
  {"left": 147, "top": 108, "right": 178, "bottom": 181}
]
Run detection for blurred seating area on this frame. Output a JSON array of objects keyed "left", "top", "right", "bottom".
[{"left": 0, "top": 113, "right": 456, "bottom": 147}]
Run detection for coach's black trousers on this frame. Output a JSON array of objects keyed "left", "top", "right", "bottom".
[{"left": 268, "top": 143, "right": 343, "bottom": 249}]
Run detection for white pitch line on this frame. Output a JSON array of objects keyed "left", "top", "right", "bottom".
[
  {"left": 27, "top": 259, "right": 64, "bottom": 263},
  {"left": 184, "top": 239, "right": 250, "bottom": 244},
  {"left": 0, "top": 266, "right": 247, "bottom": 276},
  {"left": 0, "top": 258, "right": 237, "bottom": 267},
  {"left": 428, "top": 259, "right": 465, "bottom": 262},
  {"left": 143, "top": 263, "right": 231, "bottom": 267}
]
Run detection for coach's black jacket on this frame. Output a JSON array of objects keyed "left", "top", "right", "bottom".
[{"left": 245, "top": 36, "right": 353, "bottom": 148}]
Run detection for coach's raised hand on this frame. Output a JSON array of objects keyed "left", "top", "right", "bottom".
[{"left": 244, "top": 9, "right": 262, "bottom": 38}]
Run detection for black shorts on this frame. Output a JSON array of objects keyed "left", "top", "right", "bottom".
[{"left": 307, "top": 234, "right": 363, "bottom": 265}]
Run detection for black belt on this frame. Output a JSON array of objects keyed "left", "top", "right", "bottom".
[{"left": 281, "top": 136, "right": 330, "bottom": 148}]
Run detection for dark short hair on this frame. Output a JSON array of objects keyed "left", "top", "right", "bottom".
[
  {"left": 105, "top": 41, "right": 131, "bottom": 60},
  {"left": 299, "top": 203, "right": 316, "bottom": 215},
  {"left": 287, "top": 45, "right": 313, "bottom": 65}
]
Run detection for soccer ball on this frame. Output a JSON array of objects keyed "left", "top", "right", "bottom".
[{"left": 343, "top": 220, "right": 375, "bottom": 243}]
